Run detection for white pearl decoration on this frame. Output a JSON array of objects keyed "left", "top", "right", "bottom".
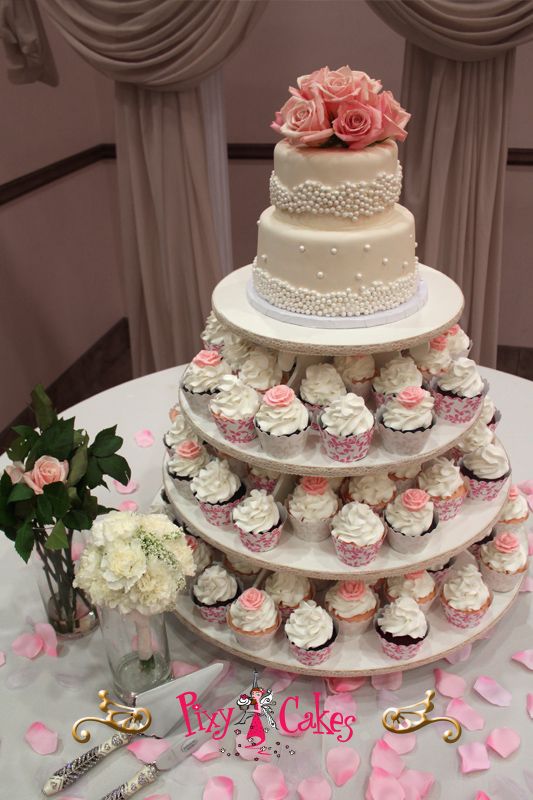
[
  {"left": 299, "top": 245, "right": 305, "bottom": 253},
  {"left": 382, "top": 257, "right": 389, "bottom": 265},
  {"left": 330, "top": 247, "right": 338, "bottom": 255},
  {"left": 316, "top": 271, "right": 324, "bottom": 279},
  {"left": 261, "top": 254, "right": 267, "bottom": 262},
  {"left": 363, "top": 244, "right": 371, "bottom": 252}
]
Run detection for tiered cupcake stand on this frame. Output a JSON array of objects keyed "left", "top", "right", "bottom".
[{"left": 167, "top": 265, "right": 521, "bottom": 677}]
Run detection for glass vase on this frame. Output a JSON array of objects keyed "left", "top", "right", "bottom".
[
  {"left": 99, "top": 606, "right": 171, "bottom": 703},
  {"left": 32, "top": 530, "right": 98, "bottom": 638}
]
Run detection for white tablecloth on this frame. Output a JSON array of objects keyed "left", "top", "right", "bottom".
[{"left": 1, "top": 366, "right": 531, "bottom": 799}]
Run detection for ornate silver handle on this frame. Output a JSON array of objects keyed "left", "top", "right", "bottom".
[
  {"left": 42, "top": 732, "right": 133, "bottom": 795},
  {"left": 100, "top": 763, "right": 159, "bottom": 800}
]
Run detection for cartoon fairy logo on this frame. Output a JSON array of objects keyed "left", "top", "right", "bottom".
[{"left": 234, "top": 669, "right": 277, "bottom": 750}]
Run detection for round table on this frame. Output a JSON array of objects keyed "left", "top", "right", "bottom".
[{"left": 1, "top": 365, "right": 531, "bottom": 799}]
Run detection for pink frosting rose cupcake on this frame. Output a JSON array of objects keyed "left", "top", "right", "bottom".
[
  {"left": 445, "top": 324, "right": 472, "bottom": 359},
  {"left": 182, "top": 350, "right": 228, "bottom": 415},
  {"left": 478, "top": 532, "right": 528, "bottom": 593},
  {"left": 287, "top": 476, "right": 339, "bottom": 542},
  {"left": 377, "top": 386, "right": 436, "bottom": 455},
  {"left": 384, "top": 489, "right": 439, "bottom": 554},
  {"left": 494, "top": 485, "right": 529, "bottom": 535},
  {"left": 409, "top": 335, "right": 452, "bottom": 381},
  {"left": 325, "top": 580, "right": 378, "bottom": 636},
  {"left": 167, "top": 439, "right": 210, "bottom": 499},
  {"left": 255, "top": 385, "right": 310, "bottom": 458},
  {"left": 372, "top": 356, "right": 423, "bottom": 408},
  {"left": 227, "top": 588, "right": 281, "bottom": 651}
]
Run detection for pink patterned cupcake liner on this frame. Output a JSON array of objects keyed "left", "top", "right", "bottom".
[
  {"left": 211, "top": 411, "right": 257, "bottom": 443},
  {"left": 319, "top": 422, "right": 375, "bottom": 463},
  {"left": 198, "top": 494, "right": 243, "bottom": 528},
  {"left": 431, "top": 489, "right": 467, "bottom": 521},
  {"left": 430, "top": 378, "right": 488, "bottom": 424},
  {"left": 440, "top": 596, "right": 491, "bottom": 628},
  {"left": 377, "top": 410, "right": 435, "bottom": 456},
  {"left": 201, "top": 339, "right": 223, "bottom": 354},
  {"left": 372, "top": 390, "right": 387, "bottom": 409},
  {"left": 302, "top": 400, "right": 323, "bottom": 431},
  {"left": 487, "top": 409, "right": 502, "bottom": 432},
  {"left": 446, "top": 446, "right": 462, "bottom": 464},
  {"left": 288, "top": 639, "right": 335, "bottom": 666},
  {"left": 332, "top": 534, "right": 384, "bottom": 566},
  {"left": 379, "top": 637, "right": 425, "bottom": 661},
  {"left": 195, "top": 603, "right": 229, "bottom": 624},
  {"left": 247, "top": 474, "right": 279, "bottom": 494},
  {"left": 478, "top": 560, "right": 527, "bottom": 593},
  {"left": 461, "top": 470, "right": 509, "bottom": 502},
  {"left": 238, "top": 523, "right": 283, "bottom": 553}
]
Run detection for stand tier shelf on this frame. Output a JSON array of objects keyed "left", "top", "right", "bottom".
[
  {"left": 164, "top": 467, "right": 510, "bottom": 581},
  {"left": 174, "top": 581, "right": 520, "bottom": 677},
  {"left": 212, "top": 264, "right": 463, "bottom": 356}
]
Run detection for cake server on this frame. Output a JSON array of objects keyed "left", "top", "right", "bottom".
[{"left": 42, "top": 661, "right": 224, "bottom": 796}]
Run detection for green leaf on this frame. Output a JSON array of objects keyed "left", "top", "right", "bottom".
[
  {"left": 7, "top": 425, "right": 39, "bottom": 463},
  {"left": 7, "top": 483, "right": 34, "bottom": 503},
  {"left": 0, "top": 473, "right": 17, "bottom": 530},
  {"left": 98, "top": 454, "right": 131, "bottom": 485},
  {"left": 73, "top": 429, "right": 89, "bottom": 448},
  {"left": 15, "top": 521, "right": 35, "bottom": 562},
  {"left": 42, "top": 482, "right": 70, "bottom": 518},
  {"left": 97, "top": 503, "right": 112, "bottom": 516},
  {"left": 90, "top": 426, "right": 123, "bottom": 458},
  {"left": 26, "top": 417, "right": 75, "bottom": 467},
  {"left": 85, "top": 456, "right": 103, "bottom": 489},
  {"left": 45, "top": 519, "right": 68, "bottom": 550},
  {"left": 63, "top": 509, "right": 91, "bottom": 531},
  {"left": 36, "top": 494, "right": 54, "bottom": 525},
  {"left": 67, "top": 443, "right": 88, "bottom": 487},
  {"left": 30, "top": 385, "right": 57, "bottom": 431}
]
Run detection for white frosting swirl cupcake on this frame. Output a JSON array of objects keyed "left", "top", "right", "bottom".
[
  {"left": 224, "top": 552, "right": 262, "bottom": 578},
  {"left": 334, "top": 354, "right": 376, "bottom": 384},
  {"left": 232, "top": 490, "right": 280, "bottom": 534},
  {"left": 498, "top": 486, "right": 529, "bottom": 524},
  {"left": 446, "top": 324, "right": 471, "bottom": 357},
  {"left": 186, "top": 535, "right": 213, "bottom": 575},
  {"left": 201, "top": 311, "right": 229, "bottom": 350},
  {"left": 436, "top": 357, "right": 484, "bottom": 398},
  {"left": 167, "top": 440, "right": 210, "bottom": 479},
  {"left": 410, "top": 336, "right": 451, "bottom": 376},
  {"left": 238, "top": 348, "right": 282, "bottom": 391},
  {"left": 300, "top": 363, "right": 346, "bottom": 407},
  {"left": 346, "top": 472, "right": 396, "bottom": 510},
  {"left": 210, "top": 374, "right": 260, "bottom": 421},
  {"left": 441, "top": 564, "right": 490, "bottom": 612},
  {"left": 331, "top": 502, "right": 384, "bottom": 546},
  {"left": 264, "top": 572, "right": 313, "bottom": 612},
  {"left": 320, "top": 393, "right": 374, "bottom": 437},
  {"left": 418, "top": 457, "right": 464, "bottom": 499},
  {"left": 191, "top": 458, "right": 242, "bottom": 504},
  {"left": 163, "top": 416, "right": 198, "bottom": 451},
  {"left": 285, "top": 600, "right": 334, "bottom": 650},
  {"left": 456, "top": 420, "right": 494, "bottom": 455},
  {"left": 385, "top": 571, "right": 436, "bottom": 608},
  {"left": 462, "top": 443, "right": 509, "bottom": 480},
  {"left": 372, "top": 356, "right": 423, "bottom": 396},
  {"left": 221, "top": 333, "right": 254, "bottom": 372},
  {"left": 183, "top": 350, "right": 228, "bottom": 394},
  {"left": 193, "top": 563, "right": 239, "bottom": 606},
  {"left": 376, "top": 596, "right": 428, "bottom": 641},
  {"left": 389, "top": 462, "right": 421, "bottom": 481},
  {"left": 385, "top": 489, "right": 435, "bottom": 536},
  {"left": 478, "top": 395, "right": 496, "bottom": 426}
]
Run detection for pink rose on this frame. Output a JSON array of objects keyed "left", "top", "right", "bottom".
[
  {"left": 239, "top": 588, "right": 265, "bottom": 611},
  {"left": 296, "top": 67, "right": 329, "bottom": 99},
  {"left": 396, "top": 387, "right": 427, "bottom": 408},
  {"left": 351, "top": 70, "right": 382, "bottom": 101},
  {"left": 300, "top": 476, "right": 329, "bottom": 496},
  {"left": 494, "top": 532, "right": 520, "bottom": 554},
  {"left": 332, "top": 99, "right": 383, "bottom": 151},
  {"left": 339, "top": 580, "right": 365, "bottom": 600},
  {"left": 508, "top": 485, "right": 519, "bottom": 500},
  {"left": 263, "top": 385, "right": 295, "bottom": 408},
  {"left": 168, "top": 404, "right": 180, "bottom": 422},
  {"left": 23, "top": 455, "right": 69, "bottom": 496},
  {"left": 377, "top": 90, "right": 410, "bottom": 143},
  {"left": 274, "top": 91, "right": 333, "bottom": 147},
  {"left": 192, "top": 350, "right": 221, "bottom": 368},
  {"left": 5, "top": 463, "right": 24, "bottom": 484},
  {"left": 404, "top": 571, "right": 425, "bottom": 581},
  {"left": 430, "top": 335, "right": 448, "bottom": 352},
  {"left": 177, "top": 440, "right": 202, "bottom": 460},
  {"left": 402, "top": 489, "right": 429, "bottom": 512},
  {"left": 319, "top": 66, "right": 358, "bottom": 108}
]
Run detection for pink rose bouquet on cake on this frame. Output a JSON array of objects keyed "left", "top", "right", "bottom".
[{"left": 272, "top": 65, "right": 409, "bottom": 149}]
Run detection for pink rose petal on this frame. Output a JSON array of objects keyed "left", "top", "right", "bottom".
[
  {"left": 172, "top": 660, "right": 199, "bottom": 678},
  {"left": 24, "top": 721, "right": 58, "bottom": 754},
  {"left": 528, "top": 693, "right": 533, "bottom": 719},
  {"left": 458, "top": 741, "right": 490, "bottom": 774},
  {"left": 234, "top": 732, "right": 271, "bottom": 759},
  {"left": 398, "top": 769, "right": 434, "bottom": 799},
  {"left": 324, "top": 692, "right": 357, "bottom": 718},
  {"left": 262, "top": 668, "right": 295, "bottom": 693},
  {"left": 367, "top": 767, "right": 405, "bottom": 800},
  {"left": 434, "top": 668, "right": 466, "bottom": 698},
  {"left": 278, "top": 713, "right": 305, "bottom": 737},
  {"left": 326, "top": 745, "right": 360, "bottom": 786},
  {"left": 371, "top": 740, "right": 404, "bottom": 778},
  {"left": 325, "top": 677, "right": 366, "bottom": 694},
  {"left": 445, "top": 644, "right": 472, "bottom": 664},
  {"left": 297, "top": 774, "right": 332, "bottom": 800},
  {"left": 34, "top": 623, "right": 58, "bottom": 657},
  {"left": 203, "top": 776, "right": 234, "bottom": 800},
  {"left": 127, "top": 737, "right": 170, "bottom": 763},
  {"left": 528, "top": 533, "right": 533, "bottom": 556},
  {"left": 119, "top": 500, "right": 139, "bottom": 512},
  {"left": 371, "top": 673, "right": 403, "bottom": 690},
  {"left": 12, "top": 632, "right": 43, "bottom": 659},
  {"left": 474, "top": 676, "right": 511, "bottom": 706},
  {"left": 517, "top": 479, "right": 533, "bottom": 494},
  {"left": 511, "top": 650, "right": 533, "bottom": 670},
  {"left": 253, "top": 764, "right": 289, "bottom": 800},
  {"left": 446, "top": 698, "right": 485, "bottom": 731},
  {"left": 519, "top": 576, "right": 533, "bottom": 592},
  {"left": 134, "top": 429, "right": 155, "bottom": 447},
  {"left": 475, "top": 793, "right": 491, "bottom": 800},
  {"left": 71, "top": 541, "right": 85, "bottom": 561},
  {"left": 382, "top": 732, "right": 416, "bottom": 755},
  {"left": 114, "top": 478, "right": 139, "bottom": 495},
  {"left": 486, "top": 727, "right": 521, "bottom": 758},
  {"left": 0, "top": 651, "right": 5, "bottom": 667},
  {"left": 193, "top": 738, "right": 222, "bottom": 762}
]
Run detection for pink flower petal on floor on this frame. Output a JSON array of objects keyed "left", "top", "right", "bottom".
[
  {"left": 474, "top": 793, "right": 491, "bottom": 800},
  {"left": 371, "top": 740, "right": 404, "bottom": 778},
  {"left": 127, "top": 738, "right": 170, "bottom": 763},
  {"left": 367, "top": 767, "right": 405, "bottom": 800},
  {"left": 278, "top": 713, "right": 305, "bottom": 737},
  {"left": 71, "top": 541, "right": 85, "bottom": 561},
  {"left": 114, "top": 478, "right": 139, "bottom": 495},
  {"left": 144, "top": 796, "right": 171, "bottom": 800},
  {"left": 34, "top": 623, "right": 58, "bottom": 657},
  {"left": 297, "top": 774, "right": 331, "bottom": 800},
  {"left": 445, "top": 644, "right": 472, "bottom": 665},
  {"left": 172, "top": 660, "right": 199, "bottom": 678},
  {"left": 326, "top": 745, "right": 360, "bottom": 786},
  {"left": 134, "top": 429, "right": 155, "bottom": 447},
  {"left": 324, "top": 692, "right": 357, "bottom": 718},
  {"left": 12, "top": 632, "right": 43, "bottom": 659},
  {"left": 528, "top": 533, "right": 533, "bottom": 556},
  {"left": 518, "top": 479, "right": 533, "bottom": 494},
  {"left": 434, "top": 668, "right": 466, "bottom": 698},
  {"left": 474, "top": 676, "right": 511, "bottom": 706},
  {"left": 0, "top": 651, "right": 5, "bottom": 667},
  {"left": 119, "top": 500, "right": 138, "bottom": 512},
  {"left": 398, "top": 769, "right": 434, "bottom": 799},
  {"left": 486, "top": 727, "right": 521, "bottom": 758},
  {"left": 325, "top": 676, "right": 366, "bottom": 694},
  {"left": 458, "top": 742, "right": 490, "bottom": 774},
  {"left": 383, "top": 732, "right": 416, "bottom": 755},
  {"left": 262, "top": 668, "right": 295, "bottom": 693},
  {"left": 24, "top": 722, "right": 58, "bottom": 754},
  {"left": 203, "top": 776, "right": 234, "bottom": 800},
  {"left": 446, "top": 698, "right": 485, "bottom": 731},
  {"left": 253, "top": 764, "right": 289, "bottom": 800},
  {"left": 371, "top": 673, "right": 403, "bottom": 691},
  {"left": 193, "top": 738, "right": 222, "bottom": 762},
  {"left": 528, "top": 694, "right": 533, "bottom": 719},
  {"left": 519, "top": 576, "right": 533, "bottom": 592},
  {"left": 511, "top": 650, "right": 533, "bottom": 670}
]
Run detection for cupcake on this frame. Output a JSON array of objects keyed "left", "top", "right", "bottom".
[
  {"left": 247, "top": 465, "right": 280, "bottom": 494},
  {"left": 495, "top": 485, "right": 529, "bottom": 535},
  {"left": 201, "top": 311, "right": 229, "bottom": 353},
  {"left": 417, "top": 457, "right": 468, "bottom": 521},
  {"left": 239, "top": 347, "right": 282, "bottom": 392},
  {"left": 409, "top": 336, "right": 452, "bottom": 380},
  {"left": 440, "top": 564, "right": 492, "bottom": 628},
  {"left": 255, "top": 385, "right": 310, "bottom": 458},
  {"left": 299, "top": 363, "right": 346, "bottom": 430},
  {"left": 377, "top": 387, "right": 436, "bottom": 455},
  {"left": 209, "top": 374, "right": 260, "bottom": 443},
  {"left": 325, "top": 580, "right": 378, "bottom": 636},
  {"left": 330, "top": 501, "right": 385, "bottom": 566},
  {"left": 182, "top": 350, "right": 228, "bottom": 415},
  {"left": 385, "top": 489, "right": 438, "bottom": 554},
  {"left": 450, "top": 419, "right": 494, "bottom": 463},
  {"left": 445, "top": 324, "right": 471, "bottom": 359},
  {"left": 287, "top": 476, "right": 339, "bottom": 542},
  {"left": 163, "top": 415, "right": 198, "bottom": 454},
  {"left": 468, "top": 530, "right": 495, "bottom": 560},
  {"left": 427, "top": 557, "right": 455, "bottom": 583},
  {"left": 192, "top": 563, "right": 240, "bottom": 623},
  {"left": 478, "top": 395, "right": 501, "bottom": 431},
  {"left": 432, "top": 357, "right": 487, "bottom": 424},
  {"left": 460, "top": 442, "right": 510, "bottom": 501},
  {"left": 375, "top": 597, "right": 429, "bottom": 660},
  {"left": 384, "top": 570, "right": 437, "bottom": 611},
  {"left": 223, "top": 552, "right": 263, "bottom": 588},
  {"left": 285, "top": 600, "right": 337, "bottom": 665},
  {"left": 167, "top": 440, "right": 211, "bottom": 498},
  {"left": 232, "top": 490, "right": 284, "bottom": 552},
  {"left": 191, "top": 458, "right": 246, "bottom": 527},
  {"left": 333, "top": 354, "right": 376, "bottom": 399},
  {"left": 319, "top": 393, "right": 375, "bottom": 462},
  {"left": 388, "top": 462, "right": 421, "bottom": 493},
  {"left": 478, "top": 532, "right": 528, "bottom": 592},
  {"left": 227, "top": 587, "right": 281, "bottom": 651},
  {"left": 372, "top": 356, "right": 423, "bottom": 407},
  {"left": 221, "top": 332, "right": 254, "bottom": 373},
  {"left": 185, "top": 534, "right": 213, "bottom": 578},
  {"left": 264, "top": 572, "right": 314, "bottom": 619},
  {"left": 344, "top": 472, "right": 396, "bottom": 514}
]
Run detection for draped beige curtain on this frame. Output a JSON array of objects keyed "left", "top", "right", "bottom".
[
  {"left": 27, "top": 0, "right": 265, "bottom": 374},
  {"left": 368, "top": 0, "right": 533, "bottom": 365}
]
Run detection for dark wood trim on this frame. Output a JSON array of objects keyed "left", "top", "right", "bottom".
[
  {"left": 227, "top": 142, "right": 274, "bottom": 160},
  {"left": 507, "top": 148, "right": 533, "bottom": 166}
]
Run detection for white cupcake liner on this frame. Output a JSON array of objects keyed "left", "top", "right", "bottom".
[
  {"left": 332, "top": 533, "right": 385, "bottom": 566},
  {"left": 227, "top": 612, "right": 281, "bottom": 652},
  {"left": 487, "top": 409, "right": 502, "bottom": 432},
  {"left": 376, "top": 409, "right": 435, "bottom": 456},
  {"left": 344, "top": 377, "right": 373, "bottom": 400},
  {"left": 255, "top": 423, "right": 310, "bottom": 458},
  {"left": 319, "top": 418, "right": 375, "bottom": 463},
  {"left": 478, "top": 559, "right": 527, "bottom": 593},
  {"left": 430, "top": 378, "right": 488, "bottom": 424},
  {"left": 182, "top": 385, "right": 217, "bottom": 417},
  {"left": 211, "top": 410, "right": 257, "bottom": 444},
  {"left": 385, "top": 513, "right": 439, "bottom": 555},
  {"left": 460, "top": 463, "right": 509, "bottom": 502},
  {"left": 440, "top": 594, "right": 492, "bottom": 629},
  {"left": 168, "top": 474, "right": 195, "bottom": 501}
]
